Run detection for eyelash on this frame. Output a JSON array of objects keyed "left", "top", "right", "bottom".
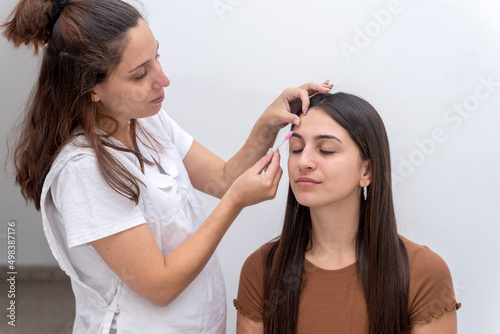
[
  {"left": 134, "top": 53, "right": 161, "bottom": 80},
  {"left": 135, "top": 72, "right": 147, "bottom": 80},
  {"left": 290, "top": 149, "right": 335, "bottom": 155}
]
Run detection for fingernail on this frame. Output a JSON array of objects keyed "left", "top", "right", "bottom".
[
  {"left": 303, "top": 108, "right": 307, "bottom": 115},
  {"left": 293, "top": 119, "right": 300, "bottom": 126},
  {"left": 325, "top": 79, "right": 330, "bottom": 84},
  {"left": 267, "top": 148, "right": 273, "bottom": 155}
]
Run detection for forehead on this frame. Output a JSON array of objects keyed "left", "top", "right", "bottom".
[
  {"left": 116, "top": 20, "right": 156, "bottom": 71},
  {"left": 294, "top": 107, "right": 350, "bottom": 140}
]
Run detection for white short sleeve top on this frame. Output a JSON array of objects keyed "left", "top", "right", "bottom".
[{"left": 41, "top": 109, "right": 227, "bottom": 333}]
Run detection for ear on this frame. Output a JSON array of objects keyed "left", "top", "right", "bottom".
[
  {"left": 359, "top": 159, "right": 372, "bottom": 187},
  {"left": 91, "top": 87, "right": 101, "bottom": 103}
]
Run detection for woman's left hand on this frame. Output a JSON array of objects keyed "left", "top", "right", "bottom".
[{"left": 261, "top": 80, "right": 333, "bottom": 130}]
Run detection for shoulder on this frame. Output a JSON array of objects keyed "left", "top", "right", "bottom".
[
  {"left": 239, "top": 240, "right": 278, "bottom": 294},
  {"left": 139, "top": 109, "right": 193, "bottom": 158},
  {"left": 241, "top": 240, "right": 278, "bottom": 273},
  {"left": 400, "top": 236, "right": 461, "bottom": 327},
  {"left": 140, "top": 109, "right": 186, "bottom": 138},
  {"left": 140, "top": 108, "right": 170, "bottom": 131},
  {"left": 235, "top": 241, "right": 278, "bottom": 322},
  {"left": 401, "top": 236, "right": 451, "bottom": 280},
  {"left": 45, "top": 136, "right": 96, "bottom": 186}
]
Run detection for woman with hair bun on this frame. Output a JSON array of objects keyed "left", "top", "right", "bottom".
[
  {"left": 1, "top": 0, "right": 332, "bottom": 332},
  {"left": 234, "top": 93, "right": 461, "bottom": 334}
]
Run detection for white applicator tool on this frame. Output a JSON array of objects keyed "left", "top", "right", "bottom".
[{"left": 274, "top": 131, "right": 293, "bottom": 152}]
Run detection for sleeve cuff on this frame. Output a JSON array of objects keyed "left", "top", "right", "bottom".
[
  {"left": 233, "top": 299, "right": 263, "bottom": 323},
  {"left": 67, "top": 214, "right": 146, "bottom": 248},
  {"left": 409, "top": 302, "right": 461, "bottom": 328}
]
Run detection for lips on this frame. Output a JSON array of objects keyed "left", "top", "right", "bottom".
[
  {"left": 295, "top": 177, "right": 320, "bottom": 187},
  {"left": 151, "top": 94, "right": 164, "bottom": 103}
]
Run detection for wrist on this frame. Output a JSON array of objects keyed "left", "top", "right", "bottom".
[
  {"left": 220, "top": 190, "right": 245, "bottom": 215},
  {"left": 256, "top": 113, "right": 281, "bottom": 135},
  {"left": 251, "top": 117, "right": 280, "bottom": 149}
]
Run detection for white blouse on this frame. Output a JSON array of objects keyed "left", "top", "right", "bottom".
[{"left": 41, "top": 110, "right": 227, "bottom": 333}]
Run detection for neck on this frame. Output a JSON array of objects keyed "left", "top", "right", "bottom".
[
  {"left": 306, "top": 198, "right": 360, "bottom": 270},
  {"left": 99, "top": 117, "right": 133, "bottom": 148}
]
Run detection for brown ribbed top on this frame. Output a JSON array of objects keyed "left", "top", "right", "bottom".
[{"left": 234, "top": 236, "right": 460, "bottom": 333}]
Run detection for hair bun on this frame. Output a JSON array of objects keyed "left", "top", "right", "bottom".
[{"left": 1, "top": 0, "right": 58, "bottom": 54}]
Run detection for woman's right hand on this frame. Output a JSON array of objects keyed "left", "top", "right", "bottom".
[
  {"left": 224, "top": 150, "right": 283, "bottom": 210},
  {"left": 91, "top": 151, "right": 281, "bottom": 308}
]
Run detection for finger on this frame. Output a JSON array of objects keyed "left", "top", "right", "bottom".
[
  {"left": 280, "top": 111, "right": 301, "bottom": 126},
  {"left": 302, "top": 81, "right": 334, "bottom": 101},
  {"left": 322, "top": 79, "right": 334, "bottom": 87},
  {"left": 264, "top": 151, "right": 281, "bottom": 177},
  {"left": 255, "top": 149, "right": 274, "bottom": 174},
  {"left": 298, "top": 89, "right": 311, "bottom": 115},
  {"left": 271, "top": 166, "right": 283, "bottom": 190},
  {"left": 283, "top": 88, "right": 309, "bottom": 115},
  {"left": 299, "top": 82, "right": 333, "bottom": 96},
  {"left": 268, "top": 157, "right": 283, "bottom": 198}
]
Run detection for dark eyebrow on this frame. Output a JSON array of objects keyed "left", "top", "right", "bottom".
[
  {"left": 127, "top": 41, "right": 160, "bottom": 73},
  {"left": 291, "top": 133, "right": 343, "bottom": 143},
  {"left": 314, "top": 134, "right": 342, "bottom": 143},
  {"left": 128, "top": 60, "right": 150, "bottom": 73}
]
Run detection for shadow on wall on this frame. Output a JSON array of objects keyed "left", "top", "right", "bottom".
[{"left": 0, "top": 266, "right": 75, "bottom": 333}]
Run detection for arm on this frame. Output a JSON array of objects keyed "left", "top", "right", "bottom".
[
  {"left": 410, "top": 310, "right": 457, "bottom": 334},
  {"left": 237, "top": 313, "right": 264, "bottom": 334},
  {"left": 92, "top": 151, "right": 283, "bottom": 307},
  {"left": 184, "top": 82, "right": 332, "bottom": 198}
]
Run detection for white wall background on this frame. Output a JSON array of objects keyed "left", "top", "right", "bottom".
[{"left": 1, "top": 0, "right": 499, "bottom": 332}]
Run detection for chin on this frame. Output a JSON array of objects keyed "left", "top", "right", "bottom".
[
  {"left": 141, "top": 104, "right": 162, "bottom": 119},
  {"left": 294, "top": 193, "right": 320, "bottom": 208},
  {"left": 151, "top": 102, "right": 163, "bottom": 112}
]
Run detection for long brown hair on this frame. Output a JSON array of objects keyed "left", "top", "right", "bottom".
[
  {"left": 263, "top": 93, "right": 410, "bottom": 333},
  {"left": 2, "top": 0, "right": 151, "bottom": 210}
]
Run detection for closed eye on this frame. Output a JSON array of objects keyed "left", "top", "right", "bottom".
[
  {"left": 135, "top": 72, "right": 147, "bottom": 80},
  {"left": 134, "top": 54, "right": 161, "bottom": 80},
  {"left": 320, "top": 150, "right": 335, "bottom": 155}
]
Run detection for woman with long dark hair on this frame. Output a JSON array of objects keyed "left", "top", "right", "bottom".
[
  {"left": 235, "top": 93, "right": 460, "bottom": 333},
  {"left": 1, "top": 0, "right": 332, "bottom": 332}
]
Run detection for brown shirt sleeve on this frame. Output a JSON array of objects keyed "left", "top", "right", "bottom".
[
  {"left": 236, "top": 238, "right": 461, "bottom": 327},
  {"left": 405, "top": 238, "right": 461, "bottom": 327},
  {"left": 234, "top": 244, "right": 271, "bottom": 322}
]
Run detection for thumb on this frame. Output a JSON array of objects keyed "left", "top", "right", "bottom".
[{"left": 283, "top": 111, "right": 301, "bottom": 127}]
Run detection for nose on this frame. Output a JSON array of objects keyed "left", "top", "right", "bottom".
[
  {"left": 296, "top": 148, "right": 317, "bottom": 171},
  {"left": 152, "top": 63, "right": 170, "bottom": 90}
]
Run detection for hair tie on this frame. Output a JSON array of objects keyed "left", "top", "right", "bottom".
[{"left": 51, "top": 0, "right": 68, "bottom": 23}]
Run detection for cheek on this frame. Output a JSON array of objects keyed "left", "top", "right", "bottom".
[
  {"left": 321, "top": 157, "right": 356, "bottom": 180},
  {"left": 333, "top": 158, "right": 365, "bottom": 186},
  {"left": 128, "top": 84, "right": 149, "bottom": 102},
  {"left": 108, "top": 86, "right": 149, "bottom": 111}
]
